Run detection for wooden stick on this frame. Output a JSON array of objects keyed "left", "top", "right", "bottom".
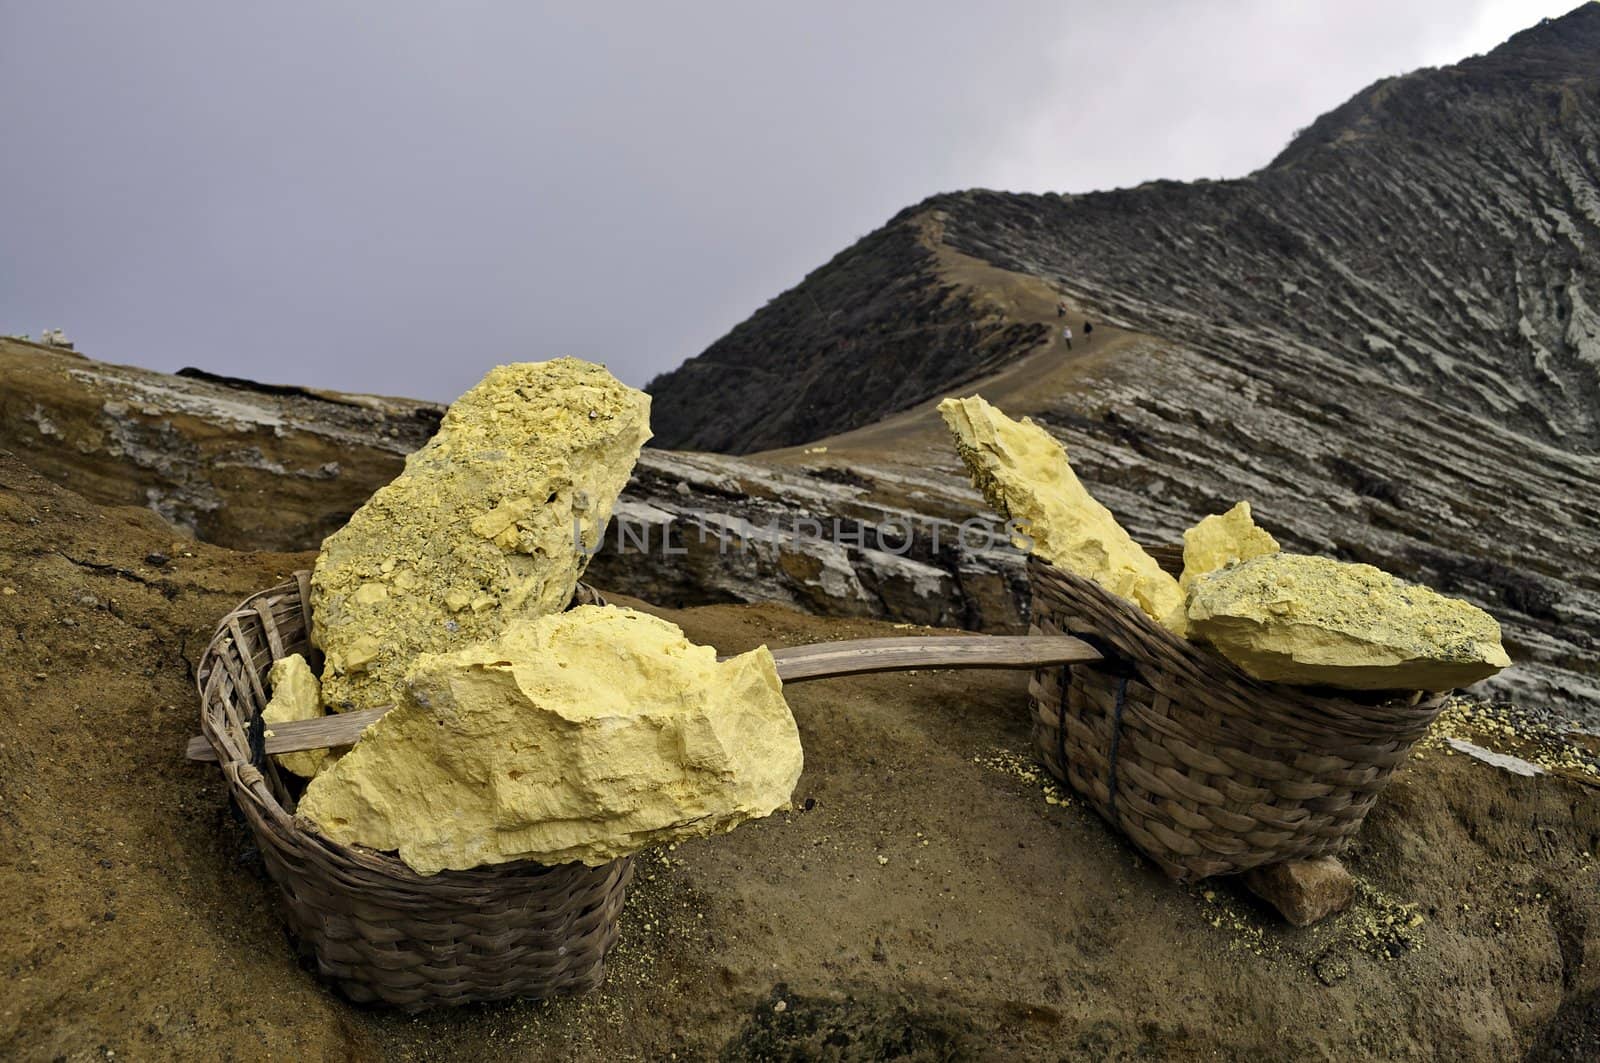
[
  {"left": 184, "top": 634, "right": 1099, "bottom": 762},
  {"left": 765, "top": 634, "right": 1099, "bottom": 680}
]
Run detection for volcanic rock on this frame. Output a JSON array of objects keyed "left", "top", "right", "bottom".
[
  {"left": 297, "top": 605, "right": 802, "bottom": 874},
  {"left": 939, "top": 395, "right": 1185, "bottom": 632},
  {"left": 310, "top": 359, "right": 651, "bottom": 710},
  {"left": 1243, "top": 857, "right": 1356, "bottom": 928},
  {"left": 1186, "top": 554, "right": 1510, "bottom": 690},
  {"left": 0, "top": 342, "right": 1028, "bottom": 639}
]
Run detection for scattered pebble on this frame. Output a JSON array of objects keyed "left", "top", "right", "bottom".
[
  {"left": 974, "top": 748, "right": 1073, "bottom": 806},
  {"left": 1423, "top": 696, "right": 1599, "bottom": 780}
]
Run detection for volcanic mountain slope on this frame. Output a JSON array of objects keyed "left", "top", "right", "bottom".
[
  {"left": 647, "top": 6, "right": 1600, "bottom": 720},
  {"left": 643, "top": 213, "right": 1048, "bottom": 453},
  {"left": 649, "top": 6, "right": 1600, "bottom": 453}
]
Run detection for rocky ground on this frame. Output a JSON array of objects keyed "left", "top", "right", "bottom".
[{"left": 3, "top": 453, "right": 1598, "bottom": 1061}]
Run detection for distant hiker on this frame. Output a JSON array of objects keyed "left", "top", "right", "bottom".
[
  {"left": 1083, "top": 320, "right": 1094, "bottom": 345},
  {"left": 1056, "top": 299, "right": 1067, "bottom": 318},
  {"left": 1062, "top": 324, "right": 1073, "bottom": 350}
]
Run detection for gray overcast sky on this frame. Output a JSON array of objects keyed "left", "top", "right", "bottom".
[{"left": 0, "top": 1, "right": 1580, "bottom": 402}]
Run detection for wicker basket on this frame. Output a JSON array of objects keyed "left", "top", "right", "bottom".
[
  {"left": 196, "top": 573, "right": 633, "bottom": 1011},
  {"left": 1027, "top": 556, "right": 1446, "bottom": 881}
]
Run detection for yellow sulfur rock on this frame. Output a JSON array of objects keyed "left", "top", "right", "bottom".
[
  {"left": 262, "top": 654, "right": 336, "bottom": 778},
  {"left": 310, "top": 358, "right": 652, "bottom": 710},
  {"left": 1179, "top": 501, "right": 1280, "bottom": 591},
  {"left": 938, "top": 395, "right": 1186, "bottom": 632},
  {"left": 1186, "top": 554, "right": 1511, "bottom": 691},
  {"left": 296, "top": 606, "right": 803, "bottom": 874}
]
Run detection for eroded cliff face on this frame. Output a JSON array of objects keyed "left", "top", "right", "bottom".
[
  {"left": 0, "top": 337, "right": 440, "bottom": 551},
  {"left": 0, "top": 342, "right": 1026, "bottom": 639},
  {"left": 586, "top": 448, "right": 1030, "bottom": 633},
  {"left": 650, "top": 9, "right": 1600, "bottom": 456}
]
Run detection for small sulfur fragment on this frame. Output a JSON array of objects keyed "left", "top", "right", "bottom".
[
  {"left": 262, "top": 654, "right": 337, "bottom": 779},
  {"left": 1179, "top": 501, "right": 1279, "bottom": 590}
]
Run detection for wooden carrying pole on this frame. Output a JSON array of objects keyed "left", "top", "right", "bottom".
[{"left": 184, "top": 634, "right": 1100, "bottom": 762}]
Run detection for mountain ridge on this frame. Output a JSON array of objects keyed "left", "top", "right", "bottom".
[
  {"left": 1274, "top": 3, "right": 1600, "bottom": 168},
  {"left": 648, "top": 2, "right": 1600, "bottom": 454},
  {"left": 645, "top": 4, "right": 1600, "bottom": 718}
]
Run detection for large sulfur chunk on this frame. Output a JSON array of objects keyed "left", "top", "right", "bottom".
[
  {"left": 262, "top": 654, "right": 336, "bottom": 779},
  {"left": 311, "top": 359, "right": 651, "bottom": 710},
  {"left": 1186, "top": 553, "right": 1510, "bottom": 690},
  {"left": 1179, "top": 501, "right": 1280, "bottom": 591},
  {"left": 938, "top": 395, "right": 1186, "bottom": 632},
  {"left": 296, "top": 606, "right": 803, "bottom": 874}
]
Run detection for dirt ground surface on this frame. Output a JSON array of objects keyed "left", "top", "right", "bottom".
[{"left": 2, "top": 450, "right": 1598, "bottom": 1061}]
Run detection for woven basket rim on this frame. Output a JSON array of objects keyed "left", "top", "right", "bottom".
[
  {"left": 1026, "top": 556, "right": 1445, "bottom": 739},
  {"left": 198, "top": 572, "right": 623, "bottom": 887}
]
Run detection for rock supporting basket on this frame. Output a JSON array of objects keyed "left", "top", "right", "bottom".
[
  {"left": 197, "top": 573, "right": 633, "bottom": 1011},
  {"left": 1027, "top": 556, "right": 1446, "bottom": 881}
]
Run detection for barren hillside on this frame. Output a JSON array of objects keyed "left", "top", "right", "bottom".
[{"left": 647, "top": 6, "right": 1600, "bottom": 719}]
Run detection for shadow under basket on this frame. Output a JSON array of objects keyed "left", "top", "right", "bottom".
[
  {"left": 196, "top": 573, "right": 633, "bottom": 1011},
  {"left": 1027, "top": 556, "right": 1447, "bottom": 881}
]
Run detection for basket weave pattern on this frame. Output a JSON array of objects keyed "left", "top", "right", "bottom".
[
  {"left": 1027, "top": 557, "right": 1445, "bottom": 881},
  {"left": 197, "top": 574, "right": 633, "bottom": 1010}
]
